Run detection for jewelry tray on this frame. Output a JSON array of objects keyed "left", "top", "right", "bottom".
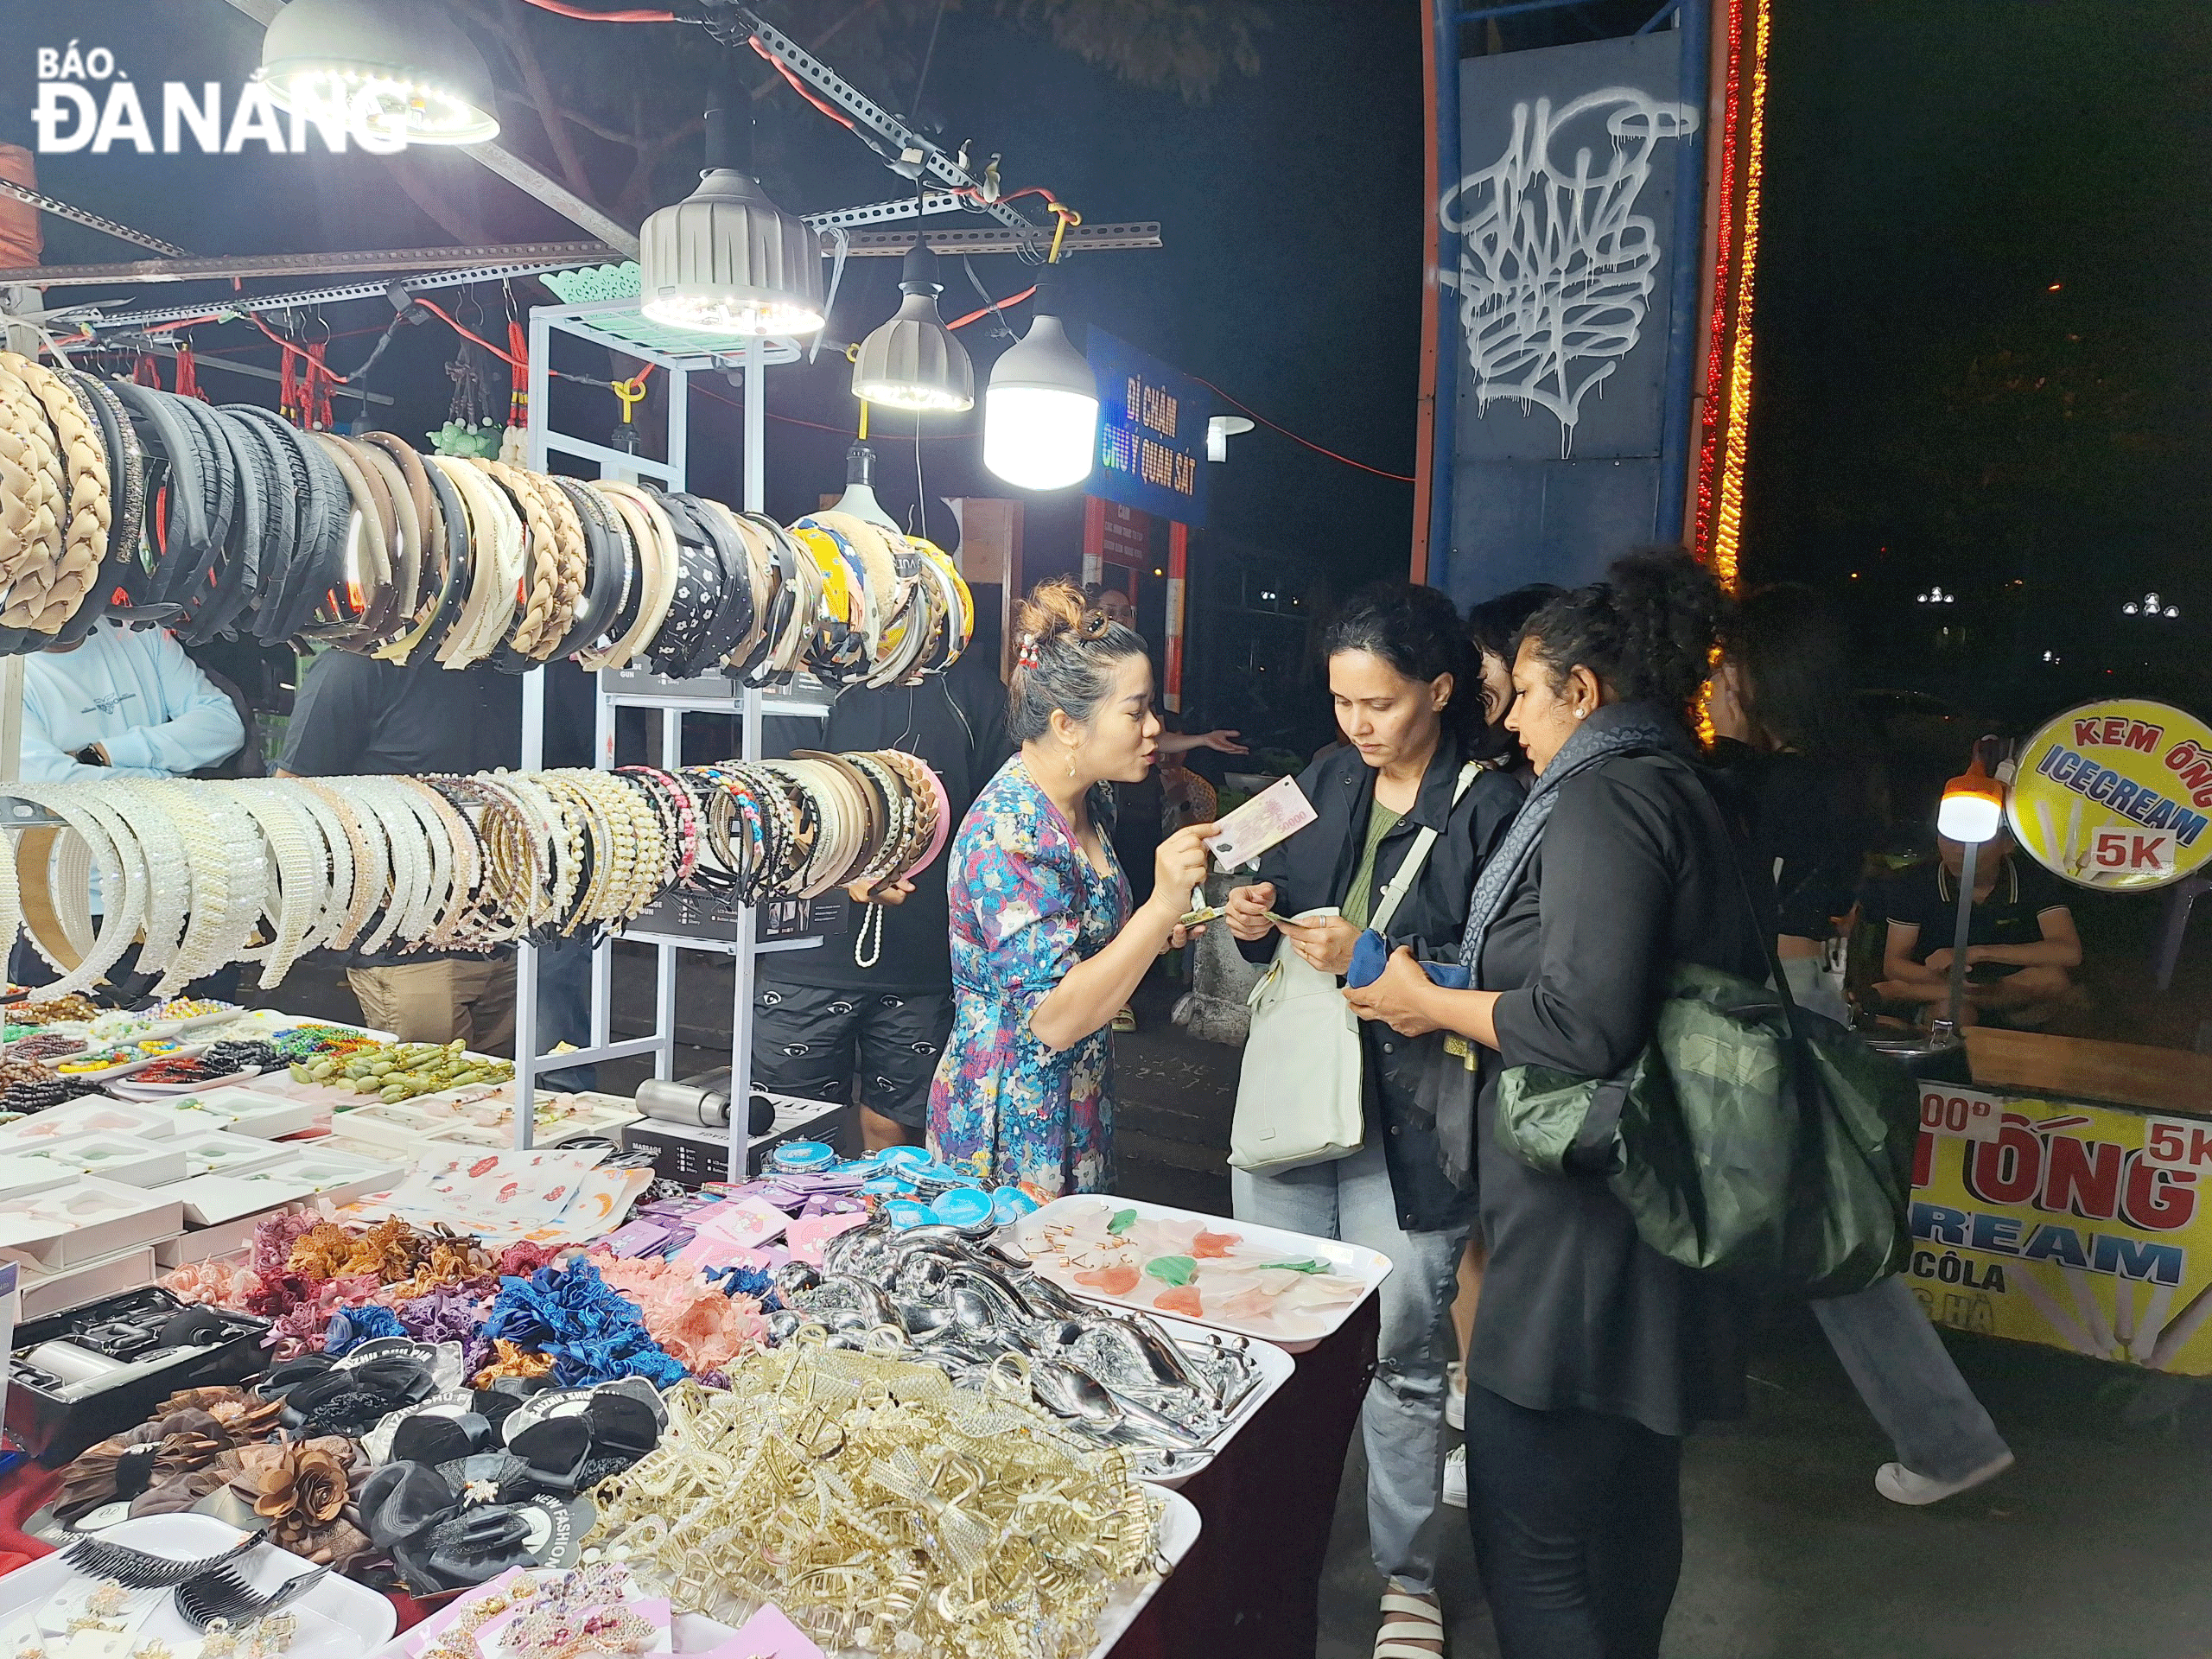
[{"left": 0, "top": 1514, "right": 395, "bottom": 1659}]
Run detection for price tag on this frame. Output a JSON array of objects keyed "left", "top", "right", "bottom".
[
  {"left": 2142, "top": 1115, "right": 2212, "bottom": 1171},
  {"left": 1919, "top": 1084, "right": 2005, "bottom": 1143},
  {"left": 2090, "top": 828, "right": 2176, "bottom": 875}
]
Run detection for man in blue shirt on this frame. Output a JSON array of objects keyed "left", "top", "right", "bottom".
[{"left": 20, "top": 619, "right": 244, "bottom": 781}]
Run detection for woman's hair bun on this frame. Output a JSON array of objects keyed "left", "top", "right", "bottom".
[
  {"left": 1523, "top": 546, "right": 1729, "bottom": 720},
  {"left": 1006, "top": 577, "right": 1145, "bottom": 742}
]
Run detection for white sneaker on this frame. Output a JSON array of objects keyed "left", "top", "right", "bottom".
[
  {"left": 1446, "top": 1362, "right": 1465, "bottom": 1431},
  {"left": 1874, "top": 1450, "right": 2014, "bottom": 1506},
  {"left": 1441, "top": 1444, "right": 1468, "bottom": 1509}
]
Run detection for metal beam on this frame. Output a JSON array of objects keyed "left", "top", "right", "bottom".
[
  {"left": 69, "top": 260, "right": 607, "bottom": 330},
  {"left": 710, "top": 3, "right": 1044, "bottom": 249},
  {"left": 0, "top": 179, "right": 188, "bottom": 257},
  {"left": 465, "top": 144, "right": 642, "bottom": 259},
  {"left": 220, "top": 0, "right": 641, "bottom": 257},
  {"left": 0, "top": 241, "right": 620, "bottom": 288},
  {"left": 842, "top": 221, "right": 1160, "bottom": 257},
  {"left": 804, "top": 191, "right": 968, "bottom": 232}
]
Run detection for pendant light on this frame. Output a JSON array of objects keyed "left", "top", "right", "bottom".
[
  {"left": 639, "top": 107, "right": 823, "bottom": 338},
  {"left": 830, "top": 442, "right": 901, "bottom": 533},
  {"left": 257, "top": 0, "right": 500, "bottom": 146},
  {"left": 850, "top": 242, "right": 975, "bottom": 412},
  {"left": 983, "top": 277, "right": 1097, "bottom": 492}
]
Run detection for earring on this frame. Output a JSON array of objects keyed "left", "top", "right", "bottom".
[
  {"left": 1066, "top": 747, "right": 1078, "bottom": 779},
  {"left": 1575, "top": 709, "right": 1587, "bottom": 720}
]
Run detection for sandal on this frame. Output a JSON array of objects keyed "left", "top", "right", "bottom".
[
  {"left": 1111, "top": 1005, "right": 1138, "bottom": 1033},
  {"left": 1376, "top": 1588, "right": 1445, "bottom": 1658}
]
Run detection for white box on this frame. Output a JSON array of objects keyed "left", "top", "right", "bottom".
[
  {"left": 154, "top": 1223, "right": 257, "bottom": 1268},
  {"left": 163, "top": 1172, "right": 321, "bottom": 1227},
  {"left": 17, "top": 1245, "right": 157, "bottom": 1320},
  {"left": 128, "top": 1089, "right": 323, "bottom": 1141},
  {"left": 256, "top": 1148, "right": 403, "bottom": 1206},
  {"left": 0, "top": 1155, "right": 75, "bottom": 1203},
  {"left": 165, "top": 1134, "right": 296, "bottom": 1180},
  {"left": 0, "top": 1178, "right": 184, "bottom": 1268},
  {"left": 0, "top": 1099, "right": 176, "bottom": 1143},
  {"left": 13, "top": 1134, "right": 188, "bottom": 1188}
]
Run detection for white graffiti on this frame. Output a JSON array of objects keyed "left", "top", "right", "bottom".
[{"left": 1440, "top": 87, "right": 1698, "bottom": 455}]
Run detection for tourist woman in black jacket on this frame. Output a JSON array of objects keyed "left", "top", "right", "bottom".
[
  {"left": 1348, "top": 551, "right": 1758, "bottom": 1659},
  {"left": 1221, "top": 583, "right": 1523, "bottom": 1659}
]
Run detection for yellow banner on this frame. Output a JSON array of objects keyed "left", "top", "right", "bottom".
[{"left": 1910, "top": 1082, "right": 2212, "bottom": 1370}]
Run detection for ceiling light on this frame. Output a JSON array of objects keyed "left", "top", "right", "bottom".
[
  {"left": 851, "top": 243, "right": 973, "bottom": 412},
  {"left": 257, "top": 0, "right": 499, "bottom": 147},
  {"left": 640, "top": 111, "right": 823, "bottom": 338},
  {"left": 983, "top": 283, "right": 1096, "bottom": 492}
]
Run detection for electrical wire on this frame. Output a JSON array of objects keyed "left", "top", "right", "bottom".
[
  {"left": 1188, "top": 374, "right": 1417, "bottom": 484},
  {"left": 412, "top": 297, "right": 524, "bottom": 369},
  {"left": 947, "top": 284, "right": 1033, "bottom": 332},
  {"left": 514, "top": 0, "right": 675, "bottom": 20}
]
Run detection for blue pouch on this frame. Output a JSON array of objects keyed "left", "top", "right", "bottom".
[{"left": 1347, "top": 929, "right": 1471, "bottom": 991}]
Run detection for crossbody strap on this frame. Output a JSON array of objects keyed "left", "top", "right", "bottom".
[{"left": 1369, "top": 760, "right": 1484, "bottom": 938}]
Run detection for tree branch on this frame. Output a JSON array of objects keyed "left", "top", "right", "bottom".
[{"left": 465, "top": 0, "right": 603, "bottom": 207}]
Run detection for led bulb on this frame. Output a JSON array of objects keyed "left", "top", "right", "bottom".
[
  {"left": 983, "top": 314, "right": 1097, "bottom": 492},
  {"left": 1937, "top": 792, "right": 2003, "bottom": 843}
]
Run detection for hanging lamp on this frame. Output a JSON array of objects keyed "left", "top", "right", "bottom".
[
  {"left": 983, "top": 276, "right": 1097, "bottom": 491},
  {"left": 257, "top": 0, "right": 500, "bottom": 146},
  {"left": 851, "top": 242, "right": 974, "bottom": 412},
  {"left": 639, "top": 107, "right": 823, "bottom": 338}
]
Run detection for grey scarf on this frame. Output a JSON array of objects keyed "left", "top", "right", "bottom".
[{"left": 1455, "top": 703, "right": 1686, "bottom": 978}]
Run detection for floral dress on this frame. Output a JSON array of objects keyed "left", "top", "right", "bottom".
[{"left": 929, "top": 756, "right": 1130, "bottom": 1194}]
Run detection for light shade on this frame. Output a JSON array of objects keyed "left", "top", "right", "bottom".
[
  {"left": 1207, "top": 413, "right": 1255, "bottom": 462},
  {"left": 830, "top": 443, "right": 900, "bottom": 533},
  {"left": 1939, "top": 754, "right": 2005, "bottom": 843},
  {"left": 258, "top": 0, "right": 499, "bottom": 146},
  {"left": 983, "top": 315, "right": 1097, "bottom": 491},
  {"left": 639, "top": 168, "right": 824, "bottom": 338},
  {"left": 851, "top": 245, "right": 974, "bottom": 412}
]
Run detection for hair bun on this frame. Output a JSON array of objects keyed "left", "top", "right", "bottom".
[{"left": 1013, "top": 577, "right": 1089, "bottom": 660}]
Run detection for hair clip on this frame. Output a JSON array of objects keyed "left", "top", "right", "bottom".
[
  {"left": 86, "top": 1582, "right": 131, "bottom": 1618},
  {"left": 61, "top": 1530, "right": 265, "bottom": 1591},
  {"left": 174, "top": 1565, "right": 328, "bottom": 1633},
  {"left": 1015, "top": 632, "right": 1041, "bottom": 670},
  {"left": 135, "top": 1643, "right": 174, "bottom": 1659},
  {"left": 243, "top": 1613, "right": 297, "bottom": 1659}
]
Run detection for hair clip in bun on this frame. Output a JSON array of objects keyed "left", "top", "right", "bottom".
[{"left": 1014, "top": 632, "right": 1041, "bottom": 671}]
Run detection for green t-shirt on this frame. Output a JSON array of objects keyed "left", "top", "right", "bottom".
[{"left": 1341, "top": 803, "right": 1403, "bottom": 930}]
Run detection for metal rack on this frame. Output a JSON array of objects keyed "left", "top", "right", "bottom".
[{"left": 508, "top": 302, "right": 827, "bottom": 1177}]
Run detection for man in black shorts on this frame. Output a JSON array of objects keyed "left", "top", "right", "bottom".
[
  {"left": 753, "top": 647, "right": 1008, "bottom": 1150},
  {"left": 1876, "top": 824, "right": 2083, "bottom": 1028}
]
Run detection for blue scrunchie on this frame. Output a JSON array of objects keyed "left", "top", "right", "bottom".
[
  {"left": 324, "top": 1304, "right": 406, "bottom": 1357},
  {"left": 480, "top": 1260, "right": 686, "bottom": 1389}
]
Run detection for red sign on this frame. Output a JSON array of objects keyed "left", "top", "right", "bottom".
[{"left": 1094, "top": 499, "right": 1151, "bottom": 570}]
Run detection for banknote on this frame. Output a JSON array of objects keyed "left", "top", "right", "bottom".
[
  {"left": 1177, "top": 886, "right": 1294, "bottom": 928},
  {"left": 1205, "top": 774, "right": 1318, "bottom": 871}
]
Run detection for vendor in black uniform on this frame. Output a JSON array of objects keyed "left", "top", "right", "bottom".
[
  {"left": 752, "top": 647, "right": 1009, "bottom": 1151},
  {"left": 1875, "top": 821, "right": 2082, "bottom": 1028}
]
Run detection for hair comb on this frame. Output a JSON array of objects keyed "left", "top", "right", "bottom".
[{"left": 61, "top": 1528, "right": 265, "bottom": 1590}]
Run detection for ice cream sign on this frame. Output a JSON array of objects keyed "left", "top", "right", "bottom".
[{"left": 2010, "top": 698, "right": 2212, "bottom": 891}]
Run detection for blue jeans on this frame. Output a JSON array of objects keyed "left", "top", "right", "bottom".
[
  {"left": 533, "top": 938, "right": 600, "bottom": 1093},
  {"left": 1233, "top": 1137, "right": 1471, "bottom": 1595},
  {"left": 1815, "top": 1274, "right": 2011, "bottom": 1481}
]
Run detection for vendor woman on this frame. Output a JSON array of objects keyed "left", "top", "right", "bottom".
[{"left": 928, "top": 580, "right": 1214, "bottom": 1195}]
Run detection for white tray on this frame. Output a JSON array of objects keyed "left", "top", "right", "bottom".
[
  {"left": 0, "top": 1514, "right": 394, "bottom": 1659},
  {"left": 1006, "top": 1194, "right": 1392, "bottom": 1353},
  {"left": 108, "top": 1065, "right": 266, "bottom": 1099},
  {"left": 1137, "top": 1319, "right": 1294, "bottom": 1488}
]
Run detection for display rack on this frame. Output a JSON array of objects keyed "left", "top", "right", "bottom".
[{"left": 509, "top": 299, "right": 830, "bottom": 1177}]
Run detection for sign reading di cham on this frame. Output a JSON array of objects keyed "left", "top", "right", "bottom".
[
  {"left": 1910, "top": 1084, "right": 2212, "bottom": 1371},
  {"left": 1086, "top": 329, "right": 1208, "bottom": 530}
]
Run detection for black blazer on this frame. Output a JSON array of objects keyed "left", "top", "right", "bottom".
[{"left": 1239, "top": 728, "right": 1526, "bottom": 1231}]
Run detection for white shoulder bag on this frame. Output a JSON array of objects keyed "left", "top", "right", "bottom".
[{"left": 1230, "top": 763, "right": 1479, "bottom": 1173}]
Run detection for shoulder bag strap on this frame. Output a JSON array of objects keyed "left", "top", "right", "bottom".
[{"left": 1369, "top": 761, "right": 1484, "bottom": 938}]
